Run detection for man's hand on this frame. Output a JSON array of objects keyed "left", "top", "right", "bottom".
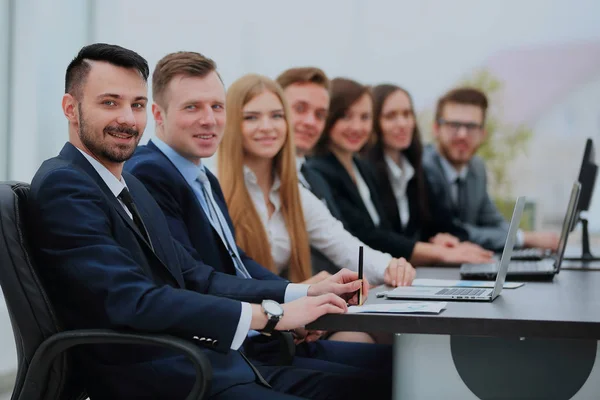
[
  {"left": 276, "top": 294, "right": 347, "bottom": 331},
  {"left": 439, "top": 244, "right": 494, "bottom": 265},
  {"left": 384, "top": 257, "right": 416, "bottom": 287},
  {"left": 292, "top": 327, "right": 326, "bottom": 344},
  {"left": 301, "top": 270, "right": 332, "bottom": 285},
  {"left": 524, "top": 231, "right": 560, "bottom": 251},
  {"left": 307, "top": 268, "right": 368, "bottom": 305},
  {"left": 429, "top": 233, "right": 460, "bottom": 248}
]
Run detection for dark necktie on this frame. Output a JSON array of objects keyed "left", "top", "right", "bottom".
[
  {"left": 454, "top": 177, "right": 467, "bottom": 220},
  {"left": 118, "top": 187, "right": 153, "bottom": 249}
]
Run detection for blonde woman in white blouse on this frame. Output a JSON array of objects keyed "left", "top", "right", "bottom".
[{"left": 216, "top": 74, "right": 415, "bottom": 342}]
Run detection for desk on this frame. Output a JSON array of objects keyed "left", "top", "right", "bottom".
[{"left": 308, "top": 267, "right": 600, "bottom": 400}]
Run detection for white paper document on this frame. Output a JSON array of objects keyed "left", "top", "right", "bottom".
[
  {"left": 348, "top": 302, "right": 447, "bottom": 314},
  {"left": 412, "top": 279, "right": 524, "bottom": 289}
]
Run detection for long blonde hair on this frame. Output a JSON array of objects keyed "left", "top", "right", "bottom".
[{"left": 217, "top": 74, "right": 312, "bottom": 283}]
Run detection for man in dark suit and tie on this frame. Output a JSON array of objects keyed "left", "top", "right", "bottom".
[
  {"left": 124, "top": 51, "right": 395, "bottom": 376},
  {"left": 422, "top": 87, "right": 559, "bottom": 252},
  {"left": 28, "top": 43, "right": 386, "bottom": 400}
]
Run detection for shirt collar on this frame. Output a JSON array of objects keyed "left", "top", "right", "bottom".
[
  {"left": 76, "top": 148, "right": 127, "bottom": 197},
  {"left": 384, "top": 154, "right": 415, "bottom": 182},
  {"left": 295, "top": 156, "right": 306, "bottom": 172},
  {"left": 243, "top": 165, "right": 281, "bottom": 192},
  {"left": 438, "top": 153, "right": 468, "bottom": 183},
  {"left": 151, "top": 137, "right": 204, "bottom": 186}
]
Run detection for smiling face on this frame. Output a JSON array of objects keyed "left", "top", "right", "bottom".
[
  {"left": 153, "top": 71, "right": 226, "bottom": 164},
  {"left": 433, "top": 102, "right": 486, "bottom": 168},
  {"left": 65, "top": 61, "right": 148, "bottom": 168},
  {"left": 379, "top": 89, "right": 415, "bottom": 153},
  {"left": 328, "top": 92, "right": 373, "bottom": 155},
  {"left": 283, "top": 82, "right": 329, "bottom": 155},
  {"left": 241, "top": 90, "right": 288, "bottom": 162}
]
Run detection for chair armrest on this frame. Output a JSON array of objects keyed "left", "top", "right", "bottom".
[{"left": 18, "top": 329, "right": 212, "bottom": 400}]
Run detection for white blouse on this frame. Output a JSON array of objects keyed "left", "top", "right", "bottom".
[
  {"left": 385, "top": 155, "right": 415, "bottom": 229},
  {"left": 352, "top": 162, "right": 381, "bottom": 226},
  {"left": 243, "top": 166, "right": 393, "bottom": 284}
]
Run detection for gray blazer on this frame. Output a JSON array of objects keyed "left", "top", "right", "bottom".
[{"left": 422, "top": 144, "right": 511, "bottom": 251}]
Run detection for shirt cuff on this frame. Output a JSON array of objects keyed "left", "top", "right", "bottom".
[
  {"left": 284, "top": 283, "right": 309, "bottom": 303},
  {"left": 366, "top": 251, "right": 393, "bottom": 286},
  {"left": 516, "top": 229, "right": 525, "bottom": 247},
  {"left": 230, "top": 302, "right": 252, "bottom": 350}
]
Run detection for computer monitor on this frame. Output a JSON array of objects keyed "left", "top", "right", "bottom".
[
  {"left": 568, "top": 138, "right": 598, "bottom": 261},
  {"left": 576, "top": 138, "right": 597, "bottom": 213}
]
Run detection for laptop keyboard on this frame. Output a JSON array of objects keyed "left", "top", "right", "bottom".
[
  {"left": 434, "top": 288, "right": 487, "bottom": 296},
  {"left": 509, "top": 261, "right": 555, "bottom": 272},
  {"left": 510, "top": 248, "right": 551, "bottom": 260}
]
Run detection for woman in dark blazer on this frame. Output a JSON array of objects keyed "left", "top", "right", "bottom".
[
  {"left": 363, "top": 84, "right": 471, "bottom": 244},
  {"left": 307, "top": 78, "right": 493, "bottom": 266}
]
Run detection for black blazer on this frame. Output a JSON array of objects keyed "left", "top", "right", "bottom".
[
  {"left": 307, "top": 153, "right": 417, "bottom": 259},
  {"left": 28, "top": 142, "right": 289, "bottom": 399},
  {"left": 371, "top": 158, "right": 468, "bottom": 242},
  {"left": 300, "top": 162, "right": 343, "bottom": 221}
]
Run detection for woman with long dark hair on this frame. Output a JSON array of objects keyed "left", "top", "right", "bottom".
[{"left": 364, "top": 84, "right": 472, "bottom": 245}]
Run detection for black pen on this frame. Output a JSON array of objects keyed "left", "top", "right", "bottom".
[{"left": 358, "top": 246, "right": 364, "bottom": 305}]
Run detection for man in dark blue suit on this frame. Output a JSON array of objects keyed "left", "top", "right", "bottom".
[
  {"left": 124, "top": 52, "right": 394, "bottom": 380},
  {"left": 28, "top": 43, "right": 388, "bottom": 400}
]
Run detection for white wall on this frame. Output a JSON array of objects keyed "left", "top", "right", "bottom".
[
  {"left": 0, "top": 0, "right": 10, "bottom": 181},
  {"left": 8, "top": 0, "right": 92, "bottom": 183},
  {"left": 509, "top": 73, "right": 600, "bottom": 231},
  {"left": 6, "top": 0, "right": 600, "bottom": 180}
]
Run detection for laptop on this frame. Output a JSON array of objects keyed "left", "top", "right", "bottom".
[
  {"left": 379, "top": 196, "right": 525, "bottom": 302},
  {"left": 461, "top": 182, "right": 581, "bottom": 280}
]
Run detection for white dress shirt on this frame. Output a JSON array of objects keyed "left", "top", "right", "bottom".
[
  {"left": 244, "top": 166, "right": 393, "bottom": 284},
  {"left": 352, "top": 162, "right": 381, "bottom": 226},
  {"left": 78, "top": 148, "right": 296, "bottom": 350},
  {"left": 385, "top": 154, "right": 415, "bottom": 229},
  {"left": 438, "top": 154, "right": 524, "bottom": 246}
]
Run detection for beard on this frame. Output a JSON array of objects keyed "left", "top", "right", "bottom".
[{"left": 78, "top": 104, "right": 141, "bottom": 163}]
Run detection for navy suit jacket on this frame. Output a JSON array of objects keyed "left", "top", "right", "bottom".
[
  {"left": 28, "top": 142, "right": 289, "bottom": 399},
  {"left": 124, "top": 140, "right": 283, "bottom": 281}
]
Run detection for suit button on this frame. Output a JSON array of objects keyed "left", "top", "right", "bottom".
[{"left": 212, "top": 340, "right": 218, "bottom": 347}]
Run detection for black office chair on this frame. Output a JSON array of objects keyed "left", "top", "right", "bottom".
[{"left": 0, "top": 181, "right": 212, "bottom": 400}]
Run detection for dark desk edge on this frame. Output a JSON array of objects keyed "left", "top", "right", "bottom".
[{"left": 307, "top": 313, "right": 600, "bottom": 340}]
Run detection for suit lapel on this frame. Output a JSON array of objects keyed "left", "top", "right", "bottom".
[
  {"left": 60, "top": 143, "right": 183, "bottom": 287},
  {"left": 432, "top": 151, "right": 456, "bottom": 210},
  {"left": 148, "top": 141, "right": 219, "bottom": 245},
  {"left": 125, "top": 175, "right": 185, "bottom": 287},
  {"left": 326, "top": 153, "right": 367, "bottom": 212}
]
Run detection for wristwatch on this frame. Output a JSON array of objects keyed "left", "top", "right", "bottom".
[{"left": 260, "top": 299, "right": 284, "bottom": 336}]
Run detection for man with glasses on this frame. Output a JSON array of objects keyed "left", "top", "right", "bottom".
[{"left": 422, "top": 87, "right": 559, "bottom": 252}]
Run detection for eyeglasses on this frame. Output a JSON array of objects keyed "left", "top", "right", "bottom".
[{"left": 437, "top": 118, "right": 483, "bottom": 136}]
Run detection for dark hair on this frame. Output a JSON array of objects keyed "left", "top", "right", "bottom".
[
  {"left": 276, "top": 67, "right": 330, "bottom": 91},
  {"left": 65, "top": 43, "right": 149, "bottom": 100},
  {"left": 365, "top": 84, "right": 431, "bottom": 226},
  {"left": 152, "top": 51, "right": 219, "bottom": 108},
  {"left": 313, "top": 77, "right": 371, "bottom": 155},
  {"left": 435, "top": 87, "right": 488, "bottom": 123}
]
